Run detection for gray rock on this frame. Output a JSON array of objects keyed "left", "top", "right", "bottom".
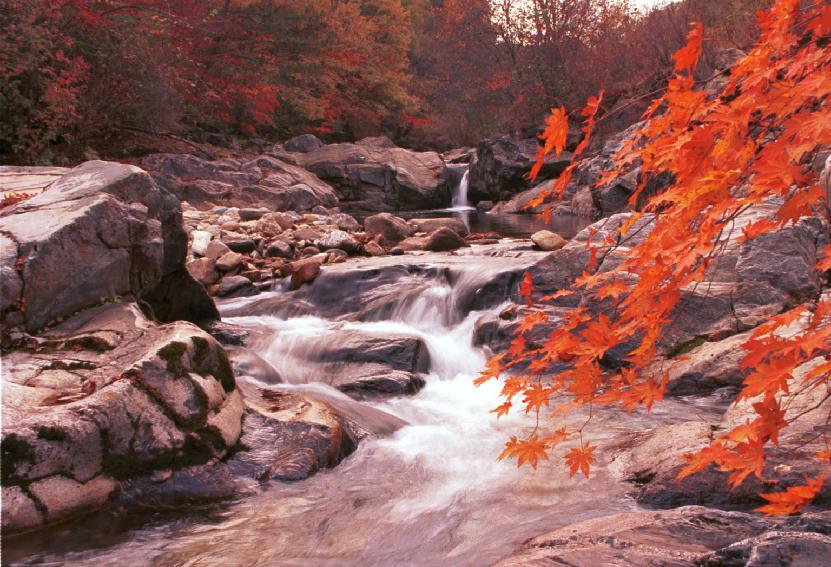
[
  {"left": 495, "top": 506, "right": 831, "bottom": 567},
  {"left": 316, "top": 229, "right": 359, "bottom": 253},
  {"left": 265, "top": 240, "right": 294, "bottom": 259},
  {"left": 411, "top": 217, "right": 469, "bottom": 236},
  {"left": 330, "top": 212, "right": 360, "bottom": 231},
  {"left": 1, "top": 304, "right": 241, "bottom": 532},
  {"left": 468, "top": 136, "right": 571, "bottom": 201},
  {"left": 215, "top": 251, "right": 243, "bottom": 272},
  {"left": 224, "top": 239, "right": 256, "bottom": 254},
  {"left": 205, "top": 240, "right": 232, "bottom": 261},
  {"left": 142, "top": 153, "right": 338, "bottom": 212},
  {"left": 364, "top": 213, "right": 416, "bottom": 247},
  {"left": 295, "top": 142, "right": 450, "bottom": 212},
  {"left": 216, "top": 275, "right": 257, "bottom": 298},
  {"left": 283, "top": 134, "right": 324, "bottom": 153},
  {"left": 424, "top": 227, "right": 467, "bottom": 252},
  {"left": 530, "top": 230, "right": 566, "bottom": 251},
  {"left": 187, "top": 257, "right": 218, "bottom": 286}
]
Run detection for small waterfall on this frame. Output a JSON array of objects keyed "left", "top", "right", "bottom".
[{"left": 451, "top": 168, "right": 471, "bottom": 209}]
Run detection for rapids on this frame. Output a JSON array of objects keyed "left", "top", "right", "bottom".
[{"left": 4, "top": 242, "right": 723, "bottom": 567}]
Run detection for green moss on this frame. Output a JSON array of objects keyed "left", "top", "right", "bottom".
[
  {"left": 214, "top": 348, "right": 236, "bottom": 393},
  {"left": 191, "top": 336, "right": 211, "bottom": 368},
  {"left": 157, "top": 341, "right": 188, "bottom": 374},
  {"left": 667, "top": 336, "right": 708, "bottom": 359},
  {"left": 1, "top": 433, "right": 34, "bottom": 484},
  {"left": 36, "top": 426, "right": 66, "bottom": 442}
]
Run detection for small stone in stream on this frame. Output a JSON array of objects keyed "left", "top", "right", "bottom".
[
  {"left": 468, "top": 238, "right": 500, "bottom": 245},
  {"left": 240, "top": 270, "right": 261, "bottom": 282},
  {"left": 238, "top": 208, "right": 269, "bottom": 222},
  {"left": 266, "top": 240, "right": 294, "bottom": 259},
  {"left": 364, "top": 241, "right": 385, "bottom": 256},
  {"left": 477, "top": 200, "right": 494, "bottom": 212},
  {"left": 207, "top": 321, "right": 250, "bottom": 346},
  {"left": 191, "top": 230, "right": 213, "bottom": 257},
  {"left": 425, "top": 227, "right": 468, "bottom": 252},
  {"left": 331, "top": 213, "right": 360, "bottom": 232},
  {"left": 225, "top": 239, "right": 257, "bottom": 254},
  {"left": 302, "top": 246, "right": 321, "bottom": 256},
  {"left": 531, "top": 230, "right": 567, "bottom": 251},
  {"left": 216, "top": 275, "right": 257, "bottom": 297},
  {"left": 187, "top": 258, "right": 218, "bottom": 286},
  {"left": 390, "top": 247, "right": 404, "bottom": 255},
  {"left": 205, "top": 240, "right": 231, "bottom": 261},
  {"left": 316, "top": 229, "right": 359, "bottom": 253},
  {"left": 216, "top": 252, "right": 243, "bottom": 272}
]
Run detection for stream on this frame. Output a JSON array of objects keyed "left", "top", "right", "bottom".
[{"left": 4, "top": 235, "right": 727, "bottom": 567}]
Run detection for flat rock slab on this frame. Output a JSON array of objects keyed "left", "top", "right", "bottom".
[{"left": 495, "top": 506, "right": 831, "bottom": 566}]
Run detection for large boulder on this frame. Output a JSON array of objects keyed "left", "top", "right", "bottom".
[
  {"left": 468, "top": 136, "right": 571, "bottom": 201},
  {"left": 282, "top": 134, "right": 324, "bottom": 154},
  {"left": 0, "top": 160, "right": 215, "bottom": 334},
  {"left": 293, "top": 141, "right": 450, "bottom": 211},
  {"left": 142, "top": 153, "right": 338, "bottom": 212},
  {"left": 0, "top": 303, "right": 243, "bottom": 533}
]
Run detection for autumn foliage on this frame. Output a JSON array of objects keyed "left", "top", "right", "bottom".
[{"left": 478, "top": 0, "right": 831, "bottom": 515}]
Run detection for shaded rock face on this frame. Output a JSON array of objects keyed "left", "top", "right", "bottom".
[
  {"left": 495, "top": 506, "right": 831, "bottom": 567},
  {"left": 142, "top": 153, "right": 338, "bottom": 212},
  {"left": 468, "top": 136, "right": 571, "bottom": 201},
  {"left": 0, "top": 161, "right": 214, "bottom": 334},
  {"left": 514, "top": 206, "right": 827, "bottom": 356},
  {"left": 0, "top": 303, "right": 242, "bottom": 533},
  {"left": 292, "top": 141, "right": 451, "bottom": 212}
]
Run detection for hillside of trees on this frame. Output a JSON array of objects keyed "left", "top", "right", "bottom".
[{"left": 1, "top": 0, "right": 769, "bottom": 164}]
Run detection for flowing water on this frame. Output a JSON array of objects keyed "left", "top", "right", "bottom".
[{"left": 4, "top": 246, "right": 722, "bottom": 566}]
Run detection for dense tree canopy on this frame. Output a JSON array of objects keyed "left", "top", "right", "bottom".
[{"left": 1, "top": 0, "right": 770, "bottom": 163}]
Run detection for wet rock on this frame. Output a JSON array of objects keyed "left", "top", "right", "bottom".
[
  {"left": 142, "top": 153, "right": 338, "bottom": 212},
  {"left": 424, "top": 227, "right": 467, "bottom": 252},
  {"left": 216, "top": 275, "right": 257, "bottom": 298},
  {"left": 294, "top": 141, "right": 450, "bottom": 211},
  {"left": 319, "top": 332, "right": 430, "bottom": 374},
  {"left": 316, "top": 229, "right": 359, "bottom": 253},
  {"left": 495, "top": 506, "right": 831, "bottom": 567},
  {"left": 1, "top": 304, "right": 242, "bottom": 532},
  {"left": 227, "top": 347, "right": 283, "bottom": 384},
  {"left": 364, "top": 212, "right": 416, "bottom": 247},
  {"left": 191, "top": 230, "right": 213, "bottom": 256},
  {"left": 396, "top": 236, "right": 428, "bottom": 251},
  {"left": 476, "top": 200, "right": 494, "bottom": 212},
  {"left": 142, "top": 269, "right": 220, "bottom": 325},
  {"left": 530, "top": 230, "right": 566, "bottom": 251},
  {"left": 411, "top": 217, "right": 469, "bottom": 236},
  {"left": 333, "top": 366, "right": 425, "bottom": 399},
  {"left": 265, "top": 240, "right": 294, "bottom": 259},
  {"left": 187, "top": 258, "right": 218, "bottom": 286}
]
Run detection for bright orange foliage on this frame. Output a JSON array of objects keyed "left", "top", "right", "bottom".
[{"left": 480, "top": 0, "right": 831, "bottom": 513}]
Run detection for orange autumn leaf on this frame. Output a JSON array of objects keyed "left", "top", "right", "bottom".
[
  {"left": 565, "top": 444, "right": 596, "bottom": 479},
  {"left": 756, "top": 476, "right": 825, "bottom": 515}
]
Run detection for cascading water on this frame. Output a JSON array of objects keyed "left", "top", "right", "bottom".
[
  {"left": 451, "top": 168, "right": 471, "bottom": 209},
  {"left": 5, "top": 250, "right": 719, "bottom": 567}
]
